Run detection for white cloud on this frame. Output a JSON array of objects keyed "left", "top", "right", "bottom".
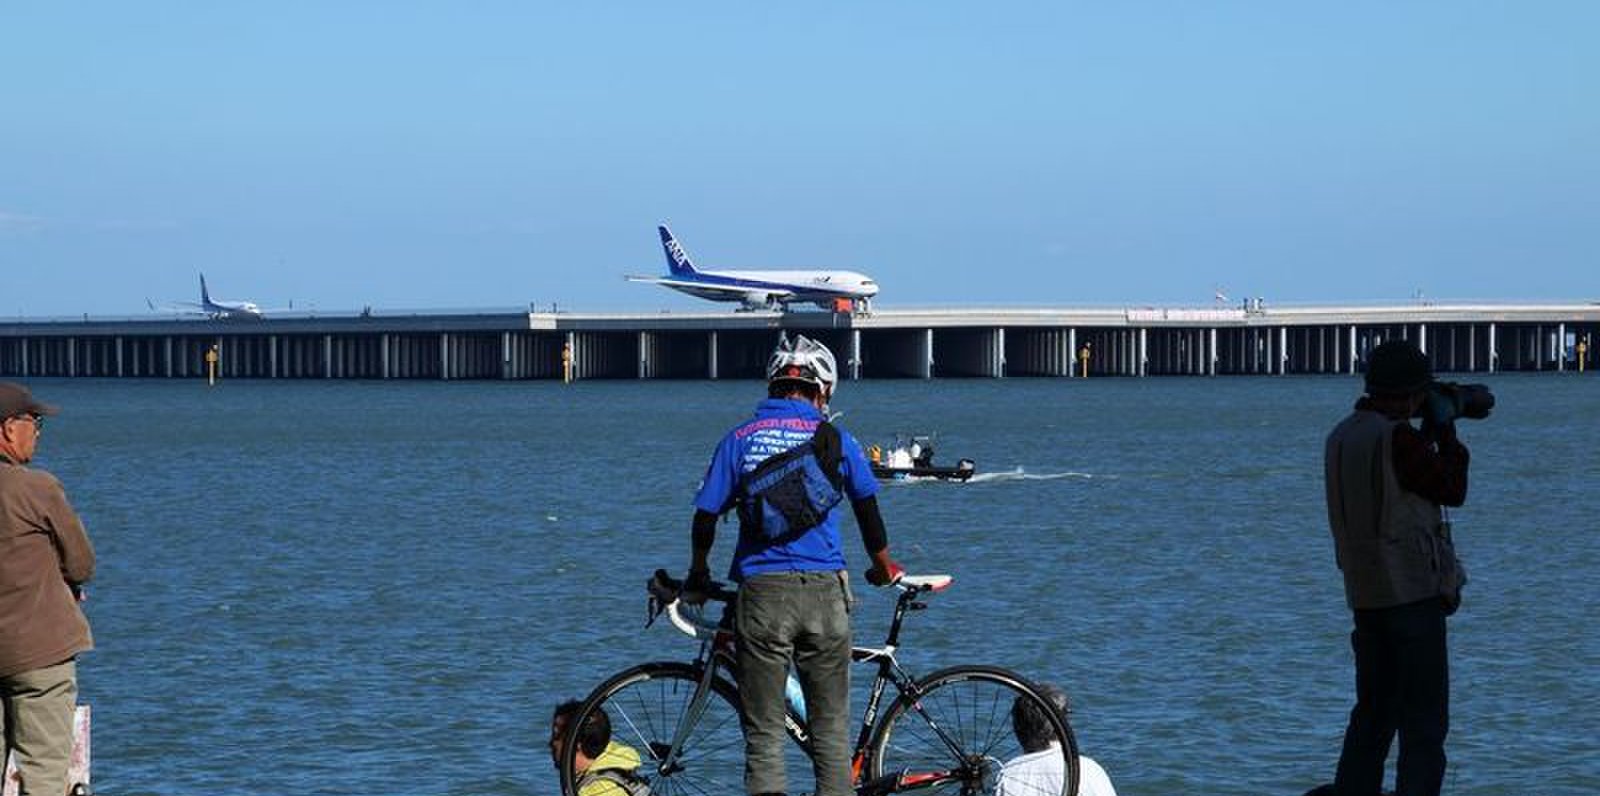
[
  {"left": 91, "top": 217, "right": 180, "bottom": 232},
  {"left": 0, "top": 210, "right": 45, "bottom": 233}
]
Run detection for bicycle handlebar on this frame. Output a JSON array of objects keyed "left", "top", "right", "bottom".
[
  {"left": 649, "top": 569, "right": 736, "bottom": 603},
  {"left": 648, "top": 569, "right": 955, "bottom": 641},
  {"left": 648, "top": 570, "right": 732, "bottom": 641},
  {"left": 666, "top": 597, "right": 724, "bottom": 639}
]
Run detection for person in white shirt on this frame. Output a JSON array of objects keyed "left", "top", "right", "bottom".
[{"left": 996, "top": 682, "right": 1118, "bottom": 796}]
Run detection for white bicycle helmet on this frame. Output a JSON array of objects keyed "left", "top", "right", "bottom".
[{"left": 766, "top": 333, "right": 838, "bottom": 397}]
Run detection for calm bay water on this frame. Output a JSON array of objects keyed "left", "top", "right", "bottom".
[{"left": 21, "top": 374, "right": 1598, "bottom": 795}]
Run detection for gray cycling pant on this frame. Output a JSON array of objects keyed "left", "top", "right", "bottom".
[{"left": 735, "top": 570, "right": 853, "bottom": 796}]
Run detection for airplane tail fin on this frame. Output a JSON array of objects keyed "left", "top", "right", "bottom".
[
  {"left": 200, "top": 273, "right": 212, "bottom": 304},
  {"left": 658, "top": 225, "right": 697, "bottom": 276}
]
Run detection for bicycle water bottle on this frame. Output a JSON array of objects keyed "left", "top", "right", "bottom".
[{"left": 784, "top": 671, "right": 808, "bottom": 722}]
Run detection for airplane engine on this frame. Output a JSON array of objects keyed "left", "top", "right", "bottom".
[{"left": 740, "top": 292, "right": 780, "bottom": 311}]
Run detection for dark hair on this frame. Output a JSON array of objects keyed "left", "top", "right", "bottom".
[
  {"left": 768, "top": 379, "right": 821, "bottom": 401},
  {"left": 1012, "top": 682, "right": 1070, "bottom": 753},
  {"left": 1365, "top": 339, "right": 1431, "bottom": 396},
  {"left": 552, "top": 699, "right": 611, "bottom": 759}
]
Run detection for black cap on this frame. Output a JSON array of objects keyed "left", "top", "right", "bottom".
[
  {"left": 1364, "top": 340, "right": 1431, "bottom": 394},
  {"left": 0, "top": 382, "right": 59, "bottom": 418}
]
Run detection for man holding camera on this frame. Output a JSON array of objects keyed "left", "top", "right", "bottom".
[{"left": 1323, "top": 340, "right": 1475, "bottom": 796}]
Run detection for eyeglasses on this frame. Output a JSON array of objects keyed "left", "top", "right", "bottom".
[{"left": 8, "top": 414, "right": 43, "bottom": 432}]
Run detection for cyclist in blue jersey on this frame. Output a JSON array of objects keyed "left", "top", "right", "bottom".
[{"left": 684, "top": 332, "right": 902, "bottom": 796}]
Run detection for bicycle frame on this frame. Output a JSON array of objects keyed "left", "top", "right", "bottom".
[
  {"left": 658, "top": 578, "right": 971, "bottom": 794},
  {"left": 846, "top": 585, "right": 973, "bottom": 794},
  {"left": 649, "top": 629, "right": 737, "bottom": 779}
]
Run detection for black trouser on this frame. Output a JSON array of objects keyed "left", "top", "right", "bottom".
[{"left": 1334, "top": 597, "right": 1449, "bottom": 796}]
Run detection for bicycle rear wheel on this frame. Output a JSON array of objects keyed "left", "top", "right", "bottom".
[
  {"left": 864, "top": 665, "right": 1080, "bottom": 796},
  {"left": 558, "top": 661, "right": 746, "bottom": 796}
]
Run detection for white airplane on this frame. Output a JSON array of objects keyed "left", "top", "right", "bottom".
[
  {"left": 148, "top": 274, "right": 286, "bottom": 320},
  {"left": 626, "top": 225, "right": 880, "bottom": 312}
]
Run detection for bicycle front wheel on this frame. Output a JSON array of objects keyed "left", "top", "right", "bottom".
[
  {"left": 865, "top": 665, "right": 1080, "bottom": 796},
  {"left": 558, "top": 661, "right": 746, "bottom": 796}
]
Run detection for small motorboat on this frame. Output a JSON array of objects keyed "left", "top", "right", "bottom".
[{"left": 868, "top": 434, "right": 976, "bottom": 481}]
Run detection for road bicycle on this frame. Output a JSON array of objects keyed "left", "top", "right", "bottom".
[{"left": 557, "top": 570, "right": 1079, "bottom": 796}]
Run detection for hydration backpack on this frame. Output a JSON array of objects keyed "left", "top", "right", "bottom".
[
  {"left": 737, "top": 421, "right": 845, "bottom": 541},
  {"left": 578, "top": 767, "right": 651, "bottom": 796}
]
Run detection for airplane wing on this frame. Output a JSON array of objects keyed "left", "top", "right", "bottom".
[
  {"left": 625, "top": 275, "right": 796, "bottom": 302},
  {"left": 147, "top": 300, "right": 209, "bottom": 315}
]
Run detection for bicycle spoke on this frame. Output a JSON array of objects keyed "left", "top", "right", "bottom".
[
  {"left": 570, "top": 585, "right": 1077, "bottom": 796},
  {"left": 561, "top": 664, "right": 750, "bottom": 796},
  {"left": 867, "top": 669, "right": 1078, "bottom": 796}
]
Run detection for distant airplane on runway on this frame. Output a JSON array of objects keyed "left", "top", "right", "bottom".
[
  {"left": 626, "top": 225, "right": 879, "bottom": 312},
  {"left": 148, "top": 274, "right": 289, "bottom": 320}
]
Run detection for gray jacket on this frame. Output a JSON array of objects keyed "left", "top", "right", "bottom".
[{"left": 1325, "top": 410, "right": 1463, "bottom": 610}]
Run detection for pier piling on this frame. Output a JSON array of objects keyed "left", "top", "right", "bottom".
[{"left": 4, "top": 305, "right": 1597, "bottom": 381}]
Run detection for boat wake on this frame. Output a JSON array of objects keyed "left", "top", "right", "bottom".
[
  {"left": 884, "top": 467, "right": 1103, "bottom": 485},
  {"left": 969, "top": 467, "right": 1102, "bottom": 483}
]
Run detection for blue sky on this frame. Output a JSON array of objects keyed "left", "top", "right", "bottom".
[{"left": 3, "top": 2, "right": 1596, "bottom": 316}]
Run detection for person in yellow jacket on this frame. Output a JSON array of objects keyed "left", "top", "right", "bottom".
[{"left": 551, "top": 700, "right": 648, "bottom": 796}]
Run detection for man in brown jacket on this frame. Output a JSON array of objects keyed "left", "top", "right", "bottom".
[{"left": 0, "top": 382, "right": 94, "bottom": 796}]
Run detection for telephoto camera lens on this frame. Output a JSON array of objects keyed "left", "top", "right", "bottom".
[
  {"left": 1420, "top": 381, "right": 1495, "bottom": 422},
  {"left": 1454, "top": 383, "right": 1495, "bottom": 419}
]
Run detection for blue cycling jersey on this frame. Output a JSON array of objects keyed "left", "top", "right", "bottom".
[{"left": 694, "top": 399, "right": 879, "bottom": 582}]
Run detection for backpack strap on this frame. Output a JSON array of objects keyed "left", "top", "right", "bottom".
[
  {"left": 734, "top": 419, "right": 847, "bottom": 541},
  {"left": 810, "top": 420, "right": 844, "bottom": 490},
  {"left": 580, "top": 767, "right": 650, "bottom": 796},
  {"left": 734, "top": 419, "right": 844, "bottom": 504}
]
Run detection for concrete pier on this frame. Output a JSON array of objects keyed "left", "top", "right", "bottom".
[{"left": 2, "top": 303, "right": 1596, "bottom": 381}]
